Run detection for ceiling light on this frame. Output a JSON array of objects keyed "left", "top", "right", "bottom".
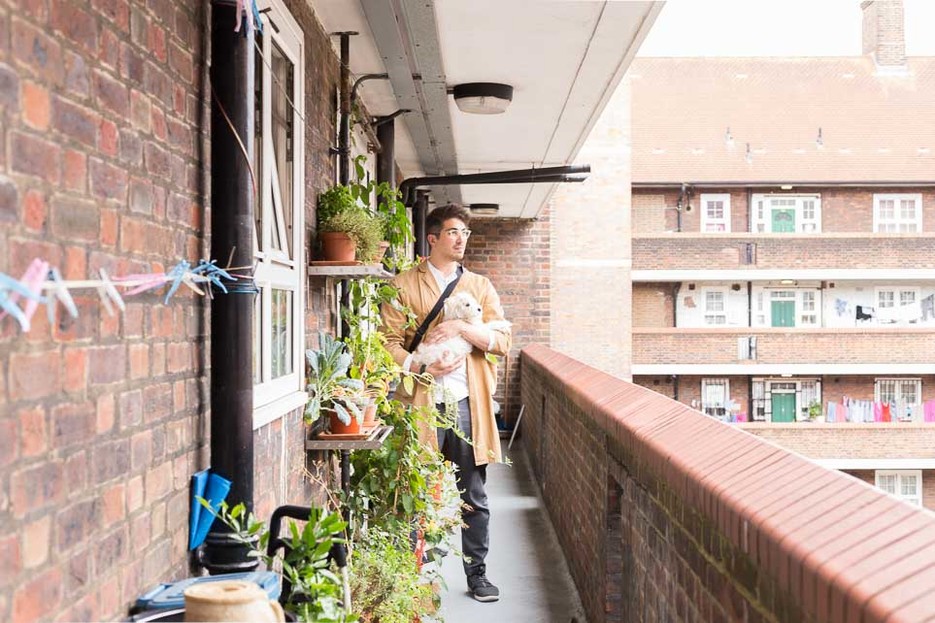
[
  {"left": 780, "top": 279, "right": 797, "bottom": 285},
  {"left": 451, "top": 83, "right": 513, "bottom": 115},
  {"left": 469, "top": 203, "right": 499, "bottom": 215}
]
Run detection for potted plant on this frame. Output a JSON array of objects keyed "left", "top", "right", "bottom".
[
  {"left": 306, "top": 331, "right": 367, "bottom": 434},
  {"left": 374, "top": 182, "right": 413, "bottom": 264},
  {"left": 317, "top": 182, "right": 384, "bottom": 263}
]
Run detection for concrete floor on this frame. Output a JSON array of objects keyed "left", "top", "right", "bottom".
[{"left": 428, "top": 443, "right": 586, "bottom": 623}]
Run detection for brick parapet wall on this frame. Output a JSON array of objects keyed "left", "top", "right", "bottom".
[
  {"left": 522, "top": 343, "right": 935, "bottom": 623},
  {"left": 0, "top": 1, "right": 336, "bottom": 620},
  {"left": 741, "top": 423, "right": 935, "bottom": 459},
  {"left": 633, "top": 328, "right": 935, "bottom": 365},
  {"left": 462, "top": 212, "right": 551, "bottom": 424},
  {"left": 633, "top": 233, "right": 935, "bottom": 271}
]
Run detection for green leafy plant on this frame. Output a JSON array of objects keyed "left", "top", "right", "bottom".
[
  {"left": 200, "top": 500, "right": 355, "bottom": 623},
  {"left": 318, "top": 207, "right": 384, "bottom": 263},
  {"left": 348, "top": 529, "right": 437, "bottom": 623},
  {"left": 808, "top": 399, "right": 822, "bottom": 421},
  {"left": 306, "top": 331, "right": 366, "bottom": 426}
]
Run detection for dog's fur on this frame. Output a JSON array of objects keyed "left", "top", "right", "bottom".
[{"left": 411, "top": 292, "right": 510, "bottom": 368}]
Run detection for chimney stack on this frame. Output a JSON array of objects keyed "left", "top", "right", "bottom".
[{"left": 861, "top": 0, "right": 906, "bottom": 68}]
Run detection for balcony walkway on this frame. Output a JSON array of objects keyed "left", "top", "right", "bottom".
[{"left": 431, "top": 442, "right": 585, "bottom": 623}]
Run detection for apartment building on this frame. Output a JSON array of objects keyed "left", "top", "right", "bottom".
[{"left": 628, "top": 1, "right": 935, "bottom": 507}]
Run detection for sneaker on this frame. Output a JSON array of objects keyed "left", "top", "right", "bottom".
[{"left": 467, "top": 573, "right": 500, "bottom": 602}]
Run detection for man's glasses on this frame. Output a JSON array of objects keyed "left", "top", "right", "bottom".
[{"left": 432, "top": 228, "right": 472, "bottom": 239}]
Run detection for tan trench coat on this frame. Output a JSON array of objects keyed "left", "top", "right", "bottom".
[{"left": 381, "top": 261, "right": 512, "bottom": 465}]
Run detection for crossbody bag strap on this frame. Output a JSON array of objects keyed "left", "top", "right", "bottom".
[{"left": 407, "top": 265, "right": 463, "bottom": 352}]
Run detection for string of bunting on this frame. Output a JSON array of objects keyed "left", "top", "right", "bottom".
[{"left": 0, "top": 258, "right": 257, "bottom": 333}]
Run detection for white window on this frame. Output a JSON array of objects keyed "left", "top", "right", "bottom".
[
  {"left": 703, "top": 288, "right": 727, "bottom": 325},
  {"left": 253, "top": 0, "right": 306, "bottom": 424},
  {"left": 875, "top": 287, "right": 920, "bottom": 324},
  {"left": 701, "top": 379, "right": 730, "bottom": 419},
  {"left": 751, "top": 194, "right": 822, "bottom": 233},
  {"left": 875, "top": 470, "right": 923, "bottom": 506},
  {"left": 700, "top": 194, "right": 731, "bottom": 232},
  {"left": 875, "top": 378, "right": 922, "bottom": 421},
  {"left": 799, "top": 290, "right": 818, "bottom": 326},
  {"left": 874, "top": 194, "right": 922, "bottom": 233}
]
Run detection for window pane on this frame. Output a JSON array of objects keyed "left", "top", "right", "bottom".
[
  {"left": 271, "top": 289, "right": 293, "bottom": 379},
  {"left": 878, "top": 474, "right": 896, "bottom": 494},
  {"left": 271, "top": 43, "right": 294, "bottom": 257},
  {"left": 706, "top": 291, "right": 725, "bottom": 312},
  {"left": 899, "top": 199, "right": 916, "bottom": 220},
  {"left": 253, "top": 289, "right": 263, "bottom": 383},
  {"left": 901, "top": 475, "right": 918, "bottom": 496},
  {"left": 879, "top": 199, "right": 894, "bottom": 219},
  {"left": 878, "top": 291, "right": 895, "bottom": 308}
]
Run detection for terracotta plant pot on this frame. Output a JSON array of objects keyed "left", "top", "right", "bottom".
[
  {"left": 361, "top": 401, "right": 379, "bottom": 427},
  {"left": 329, "top": 409, "right": 361, "bottom": 435},
  {"left": 371, "top": 241, "right": 390, "bottom": 263},
  {"left": 320, "top": 232, "right": 356, "bottom": 262}
]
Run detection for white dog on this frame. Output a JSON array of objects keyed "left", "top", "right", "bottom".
[{"left": 412, "top": 291, "right": 510, "bottom": 368}]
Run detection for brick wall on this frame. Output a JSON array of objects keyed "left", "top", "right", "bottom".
[
  {"left": 633, "top": 328, "right": 935, "bottom": 365},
  {"left": 0, "top": 1, "right": 338, "bottom": 620},
  {"left": 862, "top": 0, "right": 906, "bottom": 66},
  {"left": 522, "top": 344, "right": 935, "bottom": 623},
  {"left": 632, "top": 283, "right": 674, "bottom": 328},
  {"left": 463, "top": 211, "right": 550, "bottom": 425},
  {"left": 550, "top": 81, "right": 632, "bottom": 380},
  {"left": 742, "top": 423, "right": 935, "bottom": 460},
  {"left": 633, "top": 232, "right": 935, "bottom": 271}
]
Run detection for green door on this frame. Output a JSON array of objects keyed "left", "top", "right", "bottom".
[
  {"left": 771, "top": 300, "right": 795, "bottom": 327},
  {"left": 771, "top": 393, "right": 796, "bottom": 422},
  {"left": 771, "top": 208, "right": 796, "bottom": 232}
]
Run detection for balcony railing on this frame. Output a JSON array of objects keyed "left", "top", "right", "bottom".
[
  {"left": 632, "top": 232, "right": 935, "bottom": 272},
  {"left": 521, "top": 344, "right": 935, "bottom": 623},
  {"left": 633, "top": 327, "right": 935, "bottom": 366}
]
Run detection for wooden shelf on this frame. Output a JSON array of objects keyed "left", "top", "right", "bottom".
[
  {"left": 307, "top": 264, "right": 394, "bottom": 279},
  {"left": 305, "top": 425, "right": 393, "bottom": 451}
]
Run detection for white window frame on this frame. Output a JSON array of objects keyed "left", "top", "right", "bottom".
[
  {"left": 702, "top": 287, "right": 728, "bottom": 325},
  {"left": 700, "top": 193, "right": 731, "bottom": 233},
  {"left": 253, "top": 0, "right": 306, "bottom": 424},
  {"left": 873, "top": 194, "right": 922, "bottom": 233},
  {"left": 875, "top": 470, "right": 923, "bottom": 506},
  {"left": 874, "top": 377, "right": 922, "bottom": 421},
  {"left": 751, "top": 194, "right": 822, "bottom": 233},
  {"left": 701, "top": 378, "right": 730, "bottom": 419}
]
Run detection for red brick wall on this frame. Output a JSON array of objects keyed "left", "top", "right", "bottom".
[
  {"left": 632, "top": 233, "right": 935, "bottom": 271},
  {"left": 462, "top": 210, "right": 550, "bottom": 425},
  {"left": 632, "top": 283, "right": 674, "bottom": 328},
  {"left": 522, "top": 344, "right": 935, "bottom": 623},
  {"left": 742, "top": 423, "right": 935, "bottom": 459},
  {"left": 633, "top": 328, "right": 935, "bottom": 365},
  {"left": 0, "top": 2, "right": 338, "bottom": 620}
]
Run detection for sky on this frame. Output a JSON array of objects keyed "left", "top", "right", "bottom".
[{"left": 637, "top": 0, "right": 935, "bottom": 57}]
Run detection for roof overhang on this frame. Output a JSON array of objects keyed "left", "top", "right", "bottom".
[{"left": 310, "top": 0, "right": 663, "bottom": 218}]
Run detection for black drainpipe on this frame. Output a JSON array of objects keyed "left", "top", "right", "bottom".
[
  {"left": 414, "top": 190, "right": 429, "bottom": 258},
  {"left": 335, "top": 32, "right": 355, "bottom": 185},
  {"left": 375, "top": 116, "right": 397, "bottom": 189},
  {"left": 204, "top": 1, "right": 257, "bottom": 573}
]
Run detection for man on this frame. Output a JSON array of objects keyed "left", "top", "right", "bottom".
[{"left": 381, "top": 204, "right": 511, "bottom": 603}]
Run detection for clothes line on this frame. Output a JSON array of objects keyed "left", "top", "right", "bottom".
[{"left": 0, "top": 257, "right": 255, "bottom": 334}]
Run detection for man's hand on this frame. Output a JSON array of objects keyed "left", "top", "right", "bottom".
[
  {"left": 424, "top": 352, "right": 465, "bottom": 378},
  {"left": 424, "top": 319, "right": 465, "bottom": 345}
]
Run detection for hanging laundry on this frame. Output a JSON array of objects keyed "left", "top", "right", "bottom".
[
  {"left": 856, "top": 305, "right": 874, "bottom": 321},
  {"left": 835, "top": 298, "right": 848, "bottom": 317},
  {"left": 921, "top": 295, "right": 935, "bottom": 322},
  {"left": 881, "top": 403, "right": 892, "bottom": 423}
]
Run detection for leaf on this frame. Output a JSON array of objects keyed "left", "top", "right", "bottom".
[
  {"left": 333, "top": 402, "right": 351, "bottom": 425},
  {"left": 403, "top": 375, "right": 414, "bottom": 395}
]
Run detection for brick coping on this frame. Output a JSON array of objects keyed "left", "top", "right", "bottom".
[{"left": 523, "top": 343, "right": 935, "bottom": 623}]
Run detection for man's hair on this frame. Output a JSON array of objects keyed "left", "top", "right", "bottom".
[{"left": 426, "top": 204, "right": 471, "bottom": 235}]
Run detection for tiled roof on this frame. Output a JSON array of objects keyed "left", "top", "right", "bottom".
[{"left": 630, "top": 57, "right": 935, "bottom": 185}]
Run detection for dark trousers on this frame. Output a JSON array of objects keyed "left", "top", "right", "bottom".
[{"left": 437, "top": 398, "right": 489, "bottom": 577}]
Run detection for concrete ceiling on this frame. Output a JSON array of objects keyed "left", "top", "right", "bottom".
[{"left": 310, "top": 0, "right": 663, "bottom": 218}]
